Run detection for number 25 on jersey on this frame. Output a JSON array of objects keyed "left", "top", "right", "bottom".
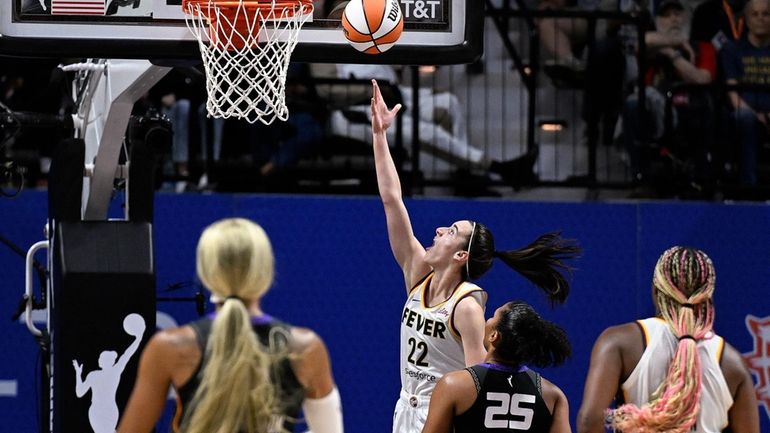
[{"left": 484, "top": 392, "right": 535, "bottom": 430}]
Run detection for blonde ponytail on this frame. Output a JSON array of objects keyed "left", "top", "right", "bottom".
[
  {"left": 182, "top": 299, "right": 277, "bottom": 433},
  {"left": 183, "top": 218, "right": 280, "bottom": 433}
]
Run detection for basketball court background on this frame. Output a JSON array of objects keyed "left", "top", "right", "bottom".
[{"left": 1, "top": 192, "right": 769, "bottom": 432}]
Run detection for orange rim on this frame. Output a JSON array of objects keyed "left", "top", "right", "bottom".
[
  {"left": 182, "top": 0, "right": 313, "bottom": 49},
  {"left": 183, "top": 0, "right": 313, "bottom": 13}
]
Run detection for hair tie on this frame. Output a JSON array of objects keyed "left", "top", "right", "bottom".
[
  {"left": 226, "top": 295, "right": 243, "bottom": 303},
  {"left": 678, "top": 335, "right": 696, "bottom": 342}
]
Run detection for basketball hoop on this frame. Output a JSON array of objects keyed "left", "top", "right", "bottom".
[{"left": 182, "top": 0, "right": 314, "bottom": 124}]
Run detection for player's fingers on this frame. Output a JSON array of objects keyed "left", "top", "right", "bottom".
[{"left": 371, "top": 79, "right": 380, "bottom": 102}]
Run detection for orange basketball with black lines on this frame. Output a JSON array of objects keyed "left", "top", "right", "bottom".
[{"left": 342, "top": 0, "right": 404, "bottom": 54}]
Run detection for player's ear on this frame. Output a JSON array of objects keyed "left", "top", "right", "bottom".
[
  {"left": 488, "top": 329, "right": 501, "bottom": 346},
  {"left": 453, "top": 250, "right": 469, "bottom": 263}
]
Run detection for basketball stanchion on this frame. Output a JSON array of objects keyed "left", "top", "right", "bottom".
[{"left": 182, "top": 0, "right": 314, "bottom": 125}]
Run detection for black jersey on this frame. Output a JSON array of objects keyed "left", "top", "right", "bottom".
[
  {"left": 173, "top": 315, "right": 305, "bottom": 433},
  {"left": 454, "top": 363, "right": 553, "bottom": 433}
]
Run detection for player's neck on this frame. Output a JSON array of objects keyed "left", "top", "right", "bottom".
[
  {"left": 483, "top": 356, "right": 524, "bottom": 371},
  {"left": 427, "top": 269, "right": 463, "bottom": 299},
  {"left": 247, "top": 301, "right": 264, "bottom": 317}
]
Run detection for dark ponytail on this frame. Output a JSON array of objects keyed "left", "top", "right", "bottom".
[
  {"left": 465, "top": 225, "right": 580, "bottom": 305},
  {"left": 494, "top": 301, "right": 571, "bottom": 368}
]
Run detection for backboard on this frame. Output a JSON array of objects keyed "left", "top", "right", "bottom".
[{"left": 0, "top": 0, "right": 483, "bottom": 64}]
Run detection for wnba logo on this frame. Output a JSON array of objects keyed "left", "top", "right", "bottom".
[{"left": 743, "top": 314, "right": 770, "bottom": 420}]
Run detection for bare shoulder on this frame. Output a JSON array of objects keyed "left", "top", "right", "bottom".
[
  {"left": 438, "top": 368, "right": 474, "bottom": 389},
  {"left": 148, "top": 325, "right": 198, "bottom": 352},
  {"left": 593, "top": 322, "right": 642, "bottom": 352},
  {"left": 541, "top": 376, "right": 568, "bottom": 409},
  {"left": 142, "top": 325, "right": 201, "bottom": 387},
  {"left": 720, "top": 340, "right": 752, "bottom": 395},
  {"left": 600, "top": 322, "right": 641, "bottom": 341},
  {"left": 455, "top": 294, "right": 485, "bottom": 316},
  {"left": 287, "top": 326, "right": 334, "bottom": 399},
  {"left": 437, "top": 368, "right": 477, "bottom": 413},
  {"left": 541, "top": 376, "right": 567, "bottom": 401},
  {"left": 289, "top": 326, "right": 325, "bottom": 355}
]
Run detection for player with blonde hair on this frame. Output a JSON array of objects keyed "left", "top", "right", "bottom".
[{"left": 117, "top": 218, "right": 343, "bottom": 433}]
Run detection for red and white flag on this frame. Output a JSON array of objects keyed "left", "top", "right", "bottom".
[{"left": 51, "top": 0, "right": 106, "bottom": 16}]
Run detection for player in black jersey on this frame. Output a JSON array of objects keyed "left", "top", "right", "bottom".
[
  {"left": 421, "top": 301, "right": 572, "bottom": 433},
  {"left": 117, "top": 218, "right": 343, "bottom": 433}
]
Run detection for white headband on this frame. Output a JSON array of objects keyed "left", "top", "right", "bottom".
[{"left": 466, "top": 221, "right": 477, "bottom": 279}]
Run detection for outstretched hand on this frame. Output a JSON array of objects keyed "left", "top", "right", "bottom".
[
  {"left": 72, "top": 360, "right": 82, "bottom": 372},
  {"left": 371, "top": 79, "right": 402, "bottom": 134}
]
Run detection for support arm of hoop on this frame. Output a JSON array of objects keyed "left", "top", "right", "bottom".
[{"left": 79, "top": 60, "right": 170, "bottom": 220}]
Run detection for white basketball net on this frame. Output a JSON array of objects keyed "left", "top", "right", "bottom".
[{"left": 184, "top": 0, "right": 313, "bottom": 125}]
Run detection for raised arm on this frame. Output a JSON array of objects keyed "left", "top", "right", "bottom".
[
  {"left": 72, "top": 360, "right": 89, "bottom": 398},
  {"left": 371, "top": 80, "right": 431, "bottom": 289},
  {"left": 116, "top": 321, "right": 146, "bottom": 372}
]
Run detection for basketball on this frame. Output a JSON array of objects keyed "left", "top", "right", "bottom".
[
  {"left": 342, "top": 0, "right": 404, "bottom": 54},
  {"left": 123, "top": 313, "right": 146, "bottom": 337}
]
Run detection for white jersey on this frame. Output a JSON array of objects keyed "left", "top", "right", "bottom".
[
  {"left": 399, "top": 272, "right": 486, "bottom": 397},
  {"left": 622, "top": 317, "right": 734, "bottom": 433}
]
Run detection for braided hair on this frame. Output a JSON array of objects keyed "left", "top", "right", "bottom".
[{"left": 608, "top": 246, "right": 716, "bottom": 433}]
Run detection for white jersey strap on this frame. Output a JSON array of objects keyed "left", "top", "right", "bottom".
[{"left": 448, "top": 284, "right": 487, "bottom": 339}]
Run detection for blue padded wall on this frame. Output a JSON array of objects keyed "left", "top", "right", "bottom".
[{"left": 1, "top": 192, "right": 769, "bottom": 432}]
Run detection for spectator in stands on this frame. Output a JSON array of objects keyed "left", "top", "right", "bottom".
[
  {"left": 691, "top": 0, "right": 746, "bottom": 58},
  {"left": 250, "top": 63, "right": 326, "bottom": 178},
  {"left": 312, "top": 63, "right": 538, "bottom": 189},
  {"left": 0, "top": 58, "right": 64, "bottom": 187},
  {"left": 160, "top": 92, "right": 192, "bottom": 191},
  {"left": 539, "top": 0, "right": 589, "bottom": 72},
  {"left": 538, "top": 0, "right": 616, "bottom": 83},
  {"left": 721, "top": 0, "right": 770, "bottom": 186},
  {"left": 688, "top": 0, "right": 745, "bottom": 189},
  {"left": 334, "top": 65, "right": 477, "bottom": 162},
  {"left": 196, "top": 106, "right": 224, "bottom": 190},
  {"left": 622, "top": 0, "right": 714, "bottom": 187},
  {"left": 139, "top": 68, "right": 204, "bottom": 193}
]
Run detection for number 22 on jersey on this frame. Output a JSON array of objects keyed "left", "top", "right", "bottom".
[{"left": 407, "top": 337, "right": 429, "bottom": 366}]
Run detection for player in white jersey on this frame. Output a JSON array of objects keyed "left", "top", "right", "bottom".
[
  {"left": 370, "top": 80, "right": 582, "bottom": 433},
  {"left": 577, "top": 246, "right": 759, "bottom": 433}
]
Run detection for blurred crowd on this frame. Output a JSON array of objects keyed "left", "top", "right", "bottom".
[{"left": 2, "top": 0, "right": 770, "bottom": 199}]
